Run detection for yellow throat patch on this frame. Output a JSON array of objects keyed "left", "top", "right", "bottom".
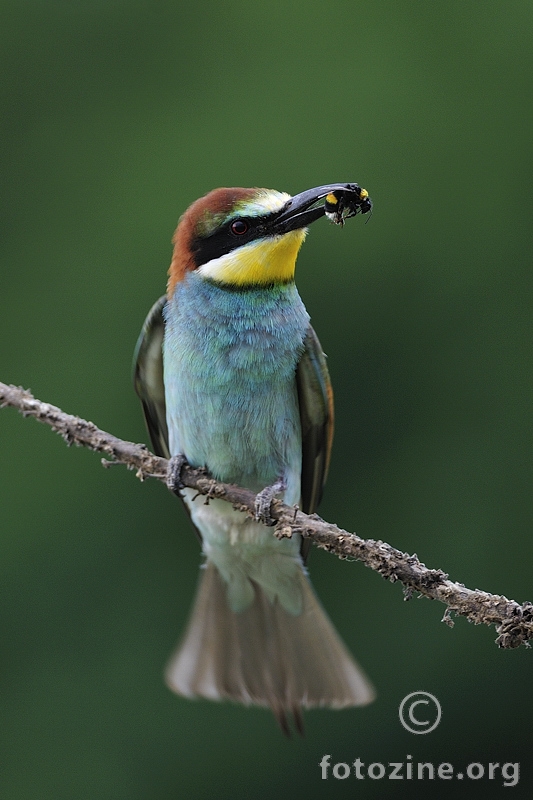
[{"left": 197, "top": 229, "right": 307, "bottom": 286}]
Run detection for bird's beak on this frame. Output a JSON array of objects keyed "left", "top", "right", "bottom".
[{"left": 271, "top": 183, "right": 371, "bottom": 234}]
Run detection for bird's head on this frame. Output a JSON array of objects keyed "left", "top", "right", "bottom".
[{"left": 167, "top": 184, "right": 370, "bottom": 295}]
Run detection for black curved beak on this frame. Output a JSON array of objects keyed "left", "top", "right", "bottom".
[{"left": 272, "top": 183, "right": 372, "bottom": 234}]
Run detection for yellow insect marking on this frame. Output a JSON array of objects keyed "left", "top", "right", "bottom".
[
  {"left": 360, "top": 188, "right": 369, "bottom": 200},
  {"left": 325, "top": 193, "right": 338, "bottom": 205},
  {"left": 198, "top": 229, "right": 307, "bottom": 286}
]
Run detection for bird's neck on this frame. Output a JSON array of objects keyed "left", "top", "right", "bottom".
[{"left": 166, "top": 271, "right": 309, "bottom": 340}]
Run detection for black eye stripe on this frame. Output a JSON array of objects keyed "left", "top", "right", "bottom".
[{"left": 192, "top": 213, "right": 277, "bottom": 268}]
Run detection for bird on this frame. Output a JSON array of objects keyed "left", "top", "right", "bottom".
[{"left": 133, "top": 183, "right": 375, "bottom": 734}]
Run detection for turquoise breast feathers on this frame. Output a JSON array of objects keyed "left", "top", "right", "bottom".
[{"left": 163, "top": 271, "right": 310, "bottom": 500}]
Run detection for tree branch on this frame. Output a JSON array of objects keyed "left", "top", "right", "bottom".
[{"left": 2, "top": 380, "right": 532, "bottom": 650}]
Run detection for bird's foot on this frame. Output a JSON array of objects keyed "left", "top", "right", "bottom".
[
  {"left": 166, "top": 454, "right": 187, "bottom": 495},
  {"left": 254, "top": 477, "right": 287, "bottom": 525}
]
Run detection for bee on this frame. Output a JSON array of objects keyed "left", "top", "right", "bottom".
[{"left": 324, "top": 185, "right": 372, "bottom": 225}]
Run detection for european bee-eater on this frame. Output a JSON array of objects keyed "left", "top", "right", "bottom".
[{"left": 134, "top": 183, "right": 375, "bottom": 733}]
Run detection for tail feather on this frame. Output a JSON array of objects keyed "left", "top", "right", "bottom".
[{"left": 165, "top": 562, "right": 375, "bottom": 720}]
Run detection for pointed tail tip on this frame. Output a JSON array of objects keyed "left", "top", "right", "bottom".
[
  {"left": 292, "top": 705, "right": 305, "bottom": 737},
  {"left": 272, "top": 705, "right": 306, "bottom": 738},
  {"left": 274, "top": 706, "right": 292, "bottom": 738}
]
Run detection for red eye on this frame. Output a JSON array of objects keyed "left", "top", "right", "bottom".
[{"left": 230, "top": 219, "right": 248, "bottom": 235}]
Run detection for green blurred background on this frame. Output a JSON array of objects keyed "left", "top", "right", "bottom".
[{"left": 1, "top": 1, "right": 532, "bottom": 797}]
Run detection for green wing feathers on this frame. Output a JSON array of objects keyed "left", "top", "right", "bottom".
[
  {"left": 132, "top": 295, "right": 169, "bottom": 458},
  {"left": 296, "top": 325, "right": 334, "bottom": 515}
]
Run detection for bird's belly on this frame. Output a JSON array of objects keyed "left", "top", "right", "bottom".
[
  {"left": 182, "top": 488, "right": 303, "bottom": 614},
  {"left": 167, "top": 365, "right": 304, "bottom": 614},
  {"left": 167, "top": 372, "right": 302, "bottom": 499}
]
